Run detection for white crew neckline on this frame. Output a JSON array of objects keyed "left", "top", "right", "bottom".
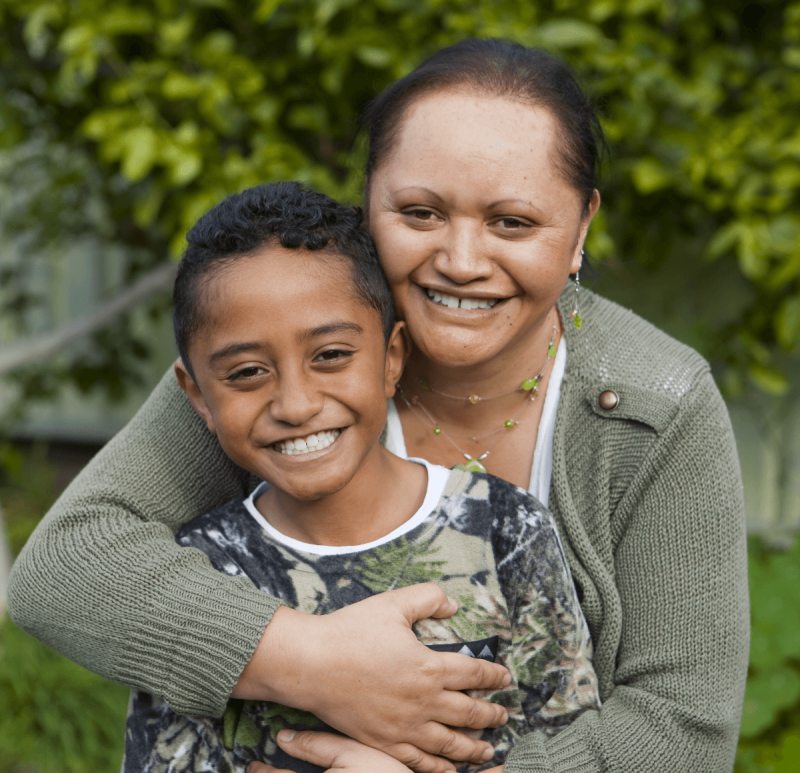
[
  {"left": 243, "top": 457, "right": 450, "bottom": 556},
  {"left": 385, "top": 340, "right": 567, "bottom": 507}
]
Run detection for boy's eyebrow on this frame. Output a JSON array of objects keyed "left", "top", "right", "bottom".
[
  {"left": 208, "top": 322, "right": 363, "bottom": 365},
  {"left": 300, "top": 321, "right": 363, "bottom": 341},
  {"left": 209, "top": 342, "right": 263, "bottom": 365}
]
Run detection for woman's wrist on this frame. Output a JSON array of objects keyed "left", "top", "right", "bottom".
[{"left": 230, "top": 605, "right": 311, "bottom": 704}]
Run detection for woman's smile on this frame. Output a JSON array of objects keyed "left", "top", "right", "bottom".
[{"left": 424, "top": 288, "right": 500, "bottom": 310}]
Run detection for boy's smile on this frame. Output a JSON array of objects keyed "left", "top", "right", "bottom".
[{"left": 176, "top": 244, "right": 417, "bottom": 544}]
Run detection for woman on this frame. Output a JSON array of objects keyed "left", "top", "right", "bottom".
[{"left": 7, "top": 39, "right": 748, "bottom": 773}]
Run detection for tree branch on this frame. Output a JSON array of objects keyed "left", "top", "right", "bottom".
[{"left": 0, "top": 261, "right": 177, "bottom": 376}]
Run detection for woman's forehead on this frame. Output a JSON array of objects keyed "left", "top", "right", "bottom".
[
  {"left": 404, "top": 89, "right": 548, "bottom": 139},
  {"left": 369, "top": 91, "right": 573, "bottom": 204}
]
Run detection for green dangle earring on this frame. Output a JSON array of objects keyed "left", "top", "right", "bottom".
[{"left": 571, "top": 250, "right": 583, "bottom": 330}]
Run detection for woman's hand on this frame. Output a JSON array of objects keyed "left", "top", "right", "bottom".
[
  {"left": 245, "top": 732, "right": 506, "bottom": 773},
  {"left": 232, "top": 583, "right": 510, "bottom": 773}
]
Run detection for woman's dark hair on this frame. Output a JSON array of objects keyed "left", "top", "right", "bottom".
[
  {"left": 174, "top": 182, "right": 395, "bottom": 379},
  {"left": 361, "top": 38, "right": 605, "bottom": 214}
]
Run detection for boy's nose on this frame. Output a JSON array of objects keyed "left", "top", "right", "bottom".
[{"left": 269, "top": 375, "right": 324, "bottom": 426}]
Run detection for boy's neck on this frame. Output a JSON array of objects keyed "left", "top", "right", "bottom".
[{"left": 255, "top": 446, "right": 428, "bottom": 547}]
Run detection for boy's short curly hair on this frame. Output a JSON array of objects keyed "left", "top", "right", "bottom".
[{"left": 173, "top": 182, "right": 396, "bottom": 378}]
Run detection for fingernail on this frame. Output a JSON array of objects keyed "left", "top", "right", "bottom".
[
  {"left": 502, "top": 672, "right": 511, "bottom": 687},
  {"left": 277, "top": 730, "right": 295, "bottom": 743},
  {"left": 447, "top": 595, "right": 458, "bottom": 609},
  {"left": 482, "top": 747, "right": 494, "bottom": 763}
]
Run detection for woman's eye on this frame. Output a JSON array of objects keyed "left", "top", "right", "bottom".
[
  {"left": 498, "top": 217, "right": 528, "bottom": 229},
  {"left": 314, "top": 349, "right": 352, "bottom": 363},
  {"left": 228, "top": 366, "right": 266, "bottom": 381},
  {"left": 404, "top": 208, "right": 439, "bottom": 222}
]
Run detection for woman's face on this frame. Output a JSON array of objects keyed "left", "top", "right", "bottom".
[{"left": 368, "top": 90, "right": 600, "bottom": 371}]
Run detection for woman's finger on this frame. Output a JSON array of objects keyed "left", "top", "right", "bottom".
[
  {"left": 386, "top": 582, "right": 460, "bottom": 622},
  {"left": 430, "top": 685, "right": 508, "bottom": 731},
  {"left": 438, "top": 650, "right": 511, "bottom": 695},
  {"left": 383, "top": 726, "right": 495, "bottom": 768}
]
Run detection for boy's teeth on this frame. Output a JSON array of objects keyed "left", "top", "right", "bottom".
[
  {"left": 426, "top": 290, "right": 497, "bottom": 309},
  {"left": 274, "top": 429, "right": 341, "bottom": 456}
]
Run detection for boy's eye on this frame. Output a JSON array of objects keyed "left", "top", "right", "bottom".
[
  {"left": 314, "top": 349, "right": 352, "bottom": 363},
  {"left": 228, "top": 366, "right": 266, "bottom": 381}
]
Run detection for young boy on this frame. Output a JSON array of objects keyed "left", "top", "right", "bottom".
[{"left": 122, "top": 182, "right": 600, "bottom": 773}]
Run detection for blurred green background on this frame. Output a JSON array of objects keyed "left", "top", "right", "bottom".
[{"left": 0, "top": 0, "right": 798, "bottom": 770}]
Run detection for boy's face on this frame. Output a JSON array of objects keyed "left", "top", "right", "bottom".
[{"left": 176, "top": 245, "right": 406, "bottom": 501}]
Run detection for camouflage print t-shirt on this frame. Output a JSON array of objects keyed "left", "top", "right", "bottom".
[{"left": 122, "top": 460, "right": 600, "bottom": 773}]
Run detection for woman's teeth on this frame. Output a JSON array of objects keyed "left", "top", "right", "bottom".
[
  {"left": 274, "top": 429, "right": 341, "bottom": 455},
  {"left": 426, "top": 289, "right": 498, "bottom": 309}
]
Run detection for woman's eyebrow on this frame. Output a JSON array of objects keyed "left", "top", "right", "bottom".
[
  {"left": 487, "top": 198, "right": 546, "bottom": 216},
  {"left": 392, "top": 186, "right": 444, "bottom": 203},
  {"left": 300, "top": 321, "right": 364, "bottom": 341}
]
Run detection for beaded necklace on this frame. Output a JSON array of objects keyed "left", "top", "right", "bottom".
[{"left": 398, "top": 326, "right": 558, "bottom": 474}]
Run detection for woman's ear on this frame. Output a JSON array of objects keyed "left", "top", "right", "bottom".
[
  {"left": 384, "top": 321, "right": 411, "bottom": 398},
  {"left": 174, "top": 359, "right": 217, "bottom": 435},
  {"left": 571, "top": 188, "right": 601, "bottom": 275}
]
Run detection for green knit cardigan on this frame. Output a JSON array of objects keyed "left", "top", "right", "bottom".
[{"left": 7, "top": 288, "right": 749, "bottom": 773}]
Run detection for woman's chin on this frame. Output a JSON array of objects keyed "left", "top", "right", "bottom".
[{"left": 409, "top": 331, "right": 506, "bottom": 371}]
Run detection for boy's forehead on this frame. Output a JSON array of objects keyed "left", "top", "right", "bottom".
[
  {"left": 205, "top": 246, "right": 345, "bottom": 305},
  {"left": 196, "top": 246, "right": 382, "bottom": 352}
]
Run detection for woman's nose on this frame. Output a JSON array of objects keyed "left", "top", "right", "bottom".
[
  {"left": 432, "top": 219, "right": 493, "bottom": 284},
  {"left": 268, "top": 372, "right": 323, "bottom": 426}
]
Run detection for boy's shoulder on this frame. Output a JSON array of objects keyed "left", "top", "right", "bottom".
[
  {"left": 439, "top": 466, "right": 554, "bottom": 530},
  {"left": 175, "top": 492, "right": 301, "bottom": 606}
]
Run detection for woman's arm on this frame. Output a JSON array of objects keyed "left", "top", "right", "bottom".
[
  {"left": 503, "top": 372, "right": 749, "bottom": 772},
  {"left": 7, "top": 367, "right": 510, "bottom": 771}
]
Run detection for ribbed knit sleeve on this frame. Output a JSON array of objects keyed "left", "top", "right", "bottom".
[
  {"left": 504, "top": 369, "right": 749, "bottom": 772},
  {"left": 6, "top": 368, "right": 281, "bottom": 717}
]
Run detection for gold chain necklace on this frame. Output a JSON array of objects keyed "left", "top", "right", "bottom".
[{"left": 397, "top": 326, "right": 558, "bottom": 474}]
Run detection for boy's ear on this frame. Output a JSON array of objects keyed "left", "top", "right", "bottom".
[
  {"left": 174, "top": 359, "right": 217, "bottom": 435},
  {"left": 384, "top": 321, "right": 410, "bottom": 398}
]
